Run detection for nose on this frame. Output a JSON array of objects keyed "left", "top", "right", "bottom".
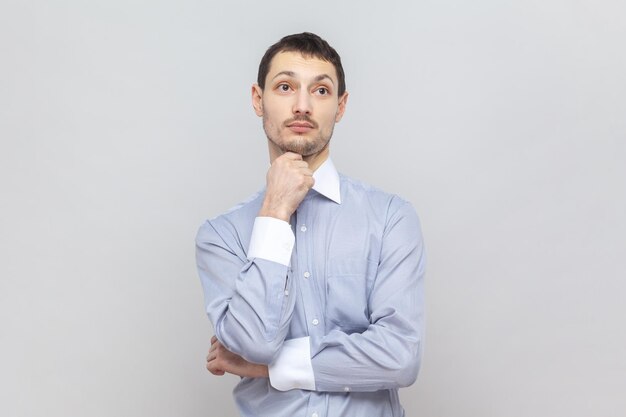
[{"left": 293, "top": 89, "right": 312, "bottom": 115}]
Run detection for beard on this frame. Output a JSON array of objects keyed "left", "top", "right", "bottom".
[{"left": 263, "top": 114, "right": 334, "bottom": 157}]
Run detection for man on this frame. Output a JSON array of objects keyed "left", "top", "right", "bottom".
[{"left": 196, "top": 32, "right": 426, "bottom": 417}]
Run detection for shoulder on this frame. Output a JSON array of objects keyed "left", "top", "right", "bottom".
[
  {"left": 196, "top": 189, "right": 265, "bottom": 248},
  {"left": 339, "top": 173, "right": 416, "bottom": 220}
]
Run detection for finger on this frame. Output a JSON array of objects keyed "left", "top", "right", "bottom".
[
  {"left": 211, "top": 335, "right": 217, "bottom": 344},
  {"left": 291, "top": 160, "right": 310, "bottom": 169},
  {"left": 207, "top": 362, "right": 225, "bottom": 376},
  {"left": 206, "top": 355, "right": 225, "bottom": 375},
  {"left": 281, "top": 152, "right": 303, "bottom": 160}
]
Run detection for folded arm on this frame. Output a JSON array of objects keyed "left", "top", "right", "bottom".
[
  {"left": 269, "top": 200, "right": 426, "bottom": 392},
  {"left": 196, "top": 216, "right": 296, "bottom": 364},
  {"left": 196, "top": 153, "right": 315, "bottom": 365}
]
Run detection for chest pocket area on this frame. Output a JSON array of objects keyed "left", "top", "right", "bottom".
[{"left": 325, "top": 258, "right": 376, "bottom": 333}]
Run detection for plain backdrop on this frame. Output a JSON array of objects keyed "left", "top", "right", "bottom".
[{"left": 1, "top": 1, "right": 625, "bottom": 416}]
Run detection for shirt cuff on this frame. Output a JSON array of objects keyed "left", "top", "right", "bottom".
[
  {"left": 268, "top": 337, "right": 315, "bottom": 391},
  {"left": 247, "top": 217, "right": 294, "bottom": 266}
]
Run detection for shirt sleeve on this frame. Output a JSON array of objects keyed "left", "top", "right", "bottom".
[
  {"left": 248, "top": 217, "right": 295, "bottom": 265},
  {"left": 195, "top": 215, "right": 297, "bottom": 365},
  {"left": 268, "top": 337, "right": 315, "bottom": 391},
  {"left": 314, "top": 200, "right": 426, "bottom": 392},
  {"left": 266, "top": 200, "right": 426, "bottom": 392}
]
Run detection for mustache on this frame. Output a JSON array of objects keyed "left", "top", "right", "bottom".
[{"left": 284, "top": 115, "right": 318, "bottom": 129}]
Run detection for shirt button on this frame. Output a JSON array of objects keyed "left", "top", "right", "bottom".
[
  {"left": 312, "top": 413, "right": 319, "bottom": 417},
  {"left": 344, "top": 386, "right": 350, "bottom": 392},
  {"left": 300, "top": 225, "right": 307, "bottom": 232},
  {"left": 312, "top": 318, "right": 319, "bottom": 326},
  {"left": 284, "top": 290, "right": 289, "bottom": 296},
  {"left": 303, "top": 271, "right": 310, "bottom": 279}
]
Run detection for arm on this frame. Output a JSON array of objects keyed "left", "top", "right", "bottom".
[
  {"left": 269, "top": 199, "right": 426, "bottom": 392},
  {"left": 196, "top": 217, "right": 296, "bottom": 364},
  {"left": 196, "top": 152, "right": 314, "bottom": 365}
]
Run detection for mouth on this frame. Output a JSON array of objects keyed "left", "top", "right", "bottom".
[{"left": 287, "top": 122, "right": 315, "bottom": 134}]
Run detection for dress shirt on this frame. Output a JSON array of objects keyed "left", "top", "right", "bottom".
[{"left": 196, "top": 158, "right": 426, "bottom": 417}]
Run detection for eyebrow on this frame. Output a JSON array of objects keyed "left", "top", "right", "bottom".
[{"left": 271, "top": 71, "right": 335, "bottom": 86}]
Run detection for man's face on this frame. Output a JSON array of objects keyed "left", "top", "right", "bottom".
[{"left": 252, "top": 51, "right": 348, "bottom": 160}]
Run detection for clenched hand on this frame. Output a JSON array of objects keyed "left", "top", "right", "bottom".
[
  {"left": 206, "top": 336, "right": 269, "bottom": 379},
  {"left": 258, "top": 152, "right": 315, "bottom": 221}
]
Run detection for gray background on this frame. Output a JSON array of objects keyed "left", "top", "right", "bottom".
[{"left": 1, "top": 1, "right": 625, "bottom": 416}]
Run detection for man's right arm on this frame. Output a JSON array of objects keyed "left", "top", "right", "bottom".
[
  {"left": 196, "top": 152, "right": 314, "bottom": 365},
  {"left": 196, "top": 216, "right": 296, "bottom": 364}
]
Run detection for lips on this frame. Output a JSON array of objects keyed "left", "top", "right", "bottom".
[{"left": 287, "top": 122, "right": 314, "bottom": 133}]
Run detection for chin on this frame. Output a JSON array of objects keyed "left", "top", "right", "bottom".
[
  {"left": 281, "top": 138, "right": 317, "bottom": 155},
  {"left": 269, "top": 132, "right": 329, "bottom": 156}
]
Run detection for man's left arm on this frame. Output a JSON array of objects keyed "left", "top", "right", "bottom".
[{"left": 270, "top": 199, "right": 425, "bottom": 392}]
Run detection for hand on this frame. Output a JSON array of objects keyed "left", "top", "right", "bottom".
[
  {"left": 206, "top": 336, "right": 269, "bottom": 379},
  {"left": 259, "top": 152, "right": 315, "bottom": 221}
]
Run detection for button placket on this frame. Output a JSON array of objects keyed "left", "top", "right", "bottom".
[{"left": 296, "top": 204, "right": 323, "bottom": 336}]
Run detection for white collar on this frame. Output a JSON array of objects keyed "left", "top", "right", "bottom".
[{"left": 312, "top": 157, "right": 341, "bottom": 204}]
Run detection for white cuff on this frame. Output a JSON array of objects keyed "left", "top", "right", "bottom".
[
  {"left": 268, "top": 337, "right": 315, "bottom": 391},
  {"left": 247, "top": 217, "right": 294, "bottom": 266}
]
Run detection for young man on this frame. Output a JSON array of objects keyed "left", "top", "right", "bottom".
[{"left": 196, "top": 32, "right": 426, "bottom": 417}]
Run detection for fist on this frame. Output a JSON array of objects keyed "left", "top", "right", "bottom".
[
  {"left": 206, "top": 336, "right": 268, "bottom": 379},
  {"left": 259, "top": 152, "right": 315, "bottom": 221}
]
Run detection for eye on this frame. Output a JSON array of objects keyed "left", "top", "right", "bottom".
[
  {"left": 278, "top": 83, "right": 291, "bottom": 92},
  {"left": 315, "top": 87, "right": 329, "bottom": 95}
]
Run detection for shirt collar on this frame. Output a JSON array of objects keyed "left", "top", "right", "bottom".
[{"left": 312, "top": 157, "right": 341, "bottom": 204}]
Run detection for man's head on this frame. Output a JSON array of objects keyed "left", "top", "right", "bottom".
[{"left": 252, "top": 33, "right": 348, "bottom": 166}]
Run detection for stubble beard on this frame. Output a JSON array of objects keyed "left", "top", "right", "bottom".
[{"left": 263, "top": 114, "right": 334, "bottom": 157}]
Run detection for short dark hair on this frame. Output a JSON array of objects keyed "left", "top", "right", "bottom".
[{"left": 257, "top": 32, "right": 346, "bottom": 97}]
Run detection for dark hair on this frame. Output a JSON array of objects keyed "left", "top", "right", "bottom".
[{"left": 257, "top": 32, "right": 346, "bottom": 97}]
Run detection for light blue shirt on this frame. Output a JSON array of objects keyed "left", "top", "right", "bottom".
[{"left": 196, "top": 158, "right": 426, "bottom": 417}]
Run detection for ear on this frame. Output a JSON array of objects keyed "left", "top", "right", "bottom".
[
  {"left": 335, "top": 91, "right": 349, "bottom": 123},
  {"left": 252, "top": 84, "right": 264, "bottom": 117}
]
